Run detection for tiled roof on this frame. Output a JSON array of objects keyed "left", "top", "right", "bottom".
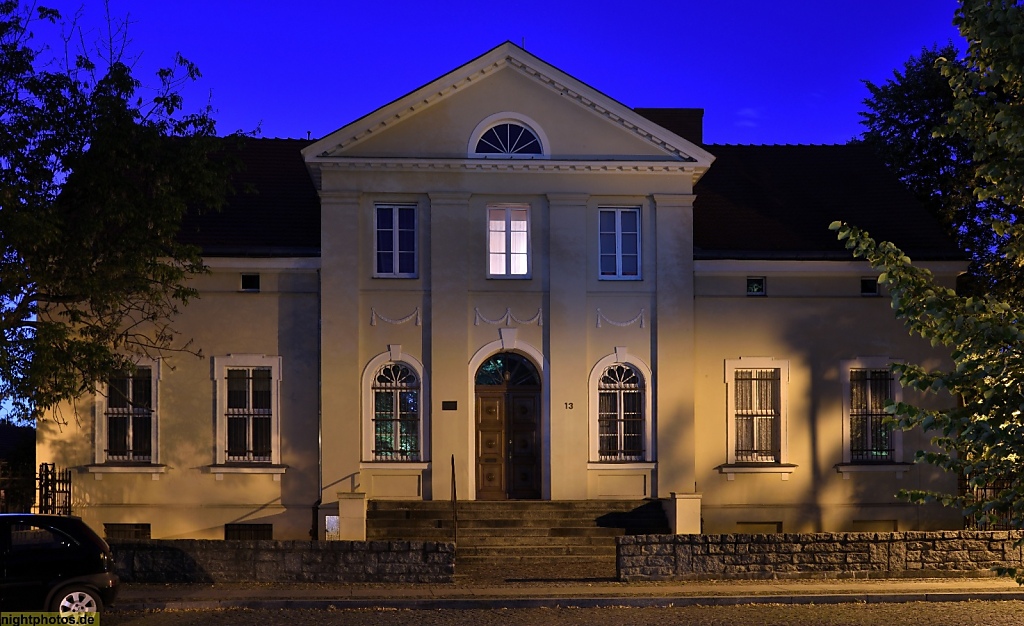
[
  {"left": 182, "top": 135, "right": 962, "bottom": 262},
  {"left": 692, "top": 143, "right": 963, "bottom": 260},
  {"left": 180, "top": 138, "right": 320, "bottom": 256}
]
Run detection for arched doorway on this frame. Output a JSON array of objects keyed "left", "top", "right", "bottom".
[{"left": 475, "top": 352, "right": 541, "bottom": 500}]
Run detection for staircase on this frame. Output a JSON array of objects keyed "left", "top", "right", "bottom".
[{"left": 366, "top": 499, "right": 670, "bottom": 580}]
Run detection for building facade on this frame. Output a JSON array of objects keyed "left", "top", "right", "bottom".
[{"left": 38, "top": 43, "right": 966, "bottom": 540}]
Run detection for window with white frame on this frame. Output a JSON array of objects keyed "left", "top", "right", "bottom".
[
  {"left": 487, "top": 204, "right": 530, "bottom": 277},
  {"left": 588, "top": 349, "right": 654, "bottom": 464},
  {"left": 475, "top": 122, "right": 543, "bottom": 155},
  {"left": 375, "top": 204, "right": 416, "bottom": 277},
  {"left": 597, "top": 364, "right": 644, "bottom": 461},
  {"left": 214, "top": 355, "right": 281, "bottom": 465},
  {"left": 725, "top": 358, "right": 789, "bottom": 465},
  {"left": 841, "top": 358, "right": 903, "bottom": 465},
  {"left": 361, "top": 347, "right": 429, "bottom": 465},
  {"left": 99, "top": 364, "right": 158, "bottom": 463},
  {"left": 599, "top": 207, "right": 641, "bottom": 279},
  {"left": 371, "top": 363, "right": 421, "bottom": 461}
]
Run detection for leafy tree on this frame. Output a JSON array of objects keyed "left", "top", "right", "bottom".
[
  {"left": 835, "top": 0, "right": 1024, "bottom": 581},
  {"left": 0, "top": 1, "right": 232, "bottom": 425},
  {"left": 860, "top": 45, "right": 1021, "bottom": 298}
]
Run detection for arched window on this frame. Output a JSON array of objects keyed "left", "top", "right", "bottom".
[
  {"left": 372, "top": 363, "right": 421, "bottom": 461},
  {"left": 597, "top": 364, "right": 644, "bottom": 462},
  {"left": 475, "top": 123, "right": 542, "bottom": 155},
  {"left": 468, "top": 113, "right": 548, "bottom": 158},
  {"left": 475, "top": 352, "right": 541, "bottom": 386}
]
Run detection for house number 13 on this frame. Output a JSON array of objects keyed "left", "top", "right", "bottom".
[{"left": 564, "top": 402, "right": 574, "bottom": 409}]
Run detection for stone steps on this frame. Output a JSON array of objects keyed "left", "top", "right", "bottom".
[{"left": 366, "top": 499, "right": 669, "bottom": 571}]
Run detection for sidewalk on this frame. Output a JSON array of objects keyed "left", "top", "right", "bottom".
[{"left": 114, "top": 575, "right": 1024, "bottom": 611}]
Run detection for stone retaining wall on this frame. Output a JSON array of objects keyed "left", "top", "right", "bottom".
[
  {"left": 111, "top": 539, "right": 455, "bottom": 583},
  {"left": 617, "top": 531, "right": 1024, "bottom": 581}
]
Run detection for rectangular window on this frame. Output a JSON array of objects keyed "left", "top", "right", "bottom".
[
  {"left": 487, "top": 204, "right": 530, "bottom": 277},
  {"left": 375, "top": 204, "right": 416, "bottom": 277},
  {"left": 104, "top": 523, "right": 151, "bottom": 541},
  {"left": 214, "top": 355, "right": 281, "bottom": 467},
  {"left": 105, "top": 367, "right": 154, "bottom": 463},
  {"left": 225, "top": 367, "right": 273, "bottom": 462},
  {"left": 599, "top": 207, "right": 641, "bottom": 279},
  {"left": 224, "top": 523, "right": 273, "bottom": 540},
  {"left": 849, "top": 368, "right": 894, "bottom": 462},
  {"left": 733, "top": 369, "right": 781, "bottom": 463}
]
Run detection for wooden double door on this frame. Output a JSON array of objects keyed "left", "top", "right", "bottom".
[{"left": 475, "top": 389, "right": 541, "bottom": 500}]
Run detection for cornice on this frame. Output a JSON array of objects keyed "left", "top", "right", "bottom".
[
  {"left": 316, "top": 157, "right": 707, "bottom": 183},
  {"left": 330, "top": 58, "right": 510, "bottom": 155},
  {"left": 505, "top": 57, "right": 702, "bottom": 163}
]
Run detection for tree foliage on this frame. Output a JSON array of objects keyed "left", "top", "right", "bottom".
[
  {"left": 0, "top": 1, "right": 232, "bottom": 424},
  {"left": 837, "top": 0, "right": 1024, "bottom": 582},
  {"left": 861, "top": 45, "right": 1021, "bottom": 297}
]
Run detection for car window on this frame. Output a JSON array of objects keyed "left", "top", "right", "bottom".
[{"left": 10, "top": 523, "right": 77, "bottom": 552}]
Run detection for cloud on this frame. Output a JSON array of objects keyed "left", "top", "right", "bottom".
[{"left": 734, "top": 108, "right": 762, "bottom": 128}]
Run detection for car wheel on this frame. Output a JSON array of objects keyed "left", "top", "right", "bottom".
[{"left": 51, "top": 586, "right": 103, "bottom": 613}]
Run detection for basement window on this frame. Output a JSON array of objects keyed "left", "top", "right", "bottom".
[
  {"left": 224, "top": 523, "right": 272, "bottom": 540},
  {"left": 746, "top": 277, "right": 766, "bottom": 296},
  {"left": 861, "top": 277, "right": 879, "bottom": 296}
]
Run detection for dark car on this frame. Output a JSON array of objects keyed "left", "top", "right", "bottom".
[{"left": 0, "top": 514, "right": 119, "bottom": 613}]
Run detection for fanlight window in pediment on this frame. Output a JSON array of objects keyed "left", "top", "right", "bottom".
[
  {"left": 469, "top": 113, "right": 548, "bottom": 158},
  {"left": 475, "top": 123, "right": 542, "bottom": 155}
]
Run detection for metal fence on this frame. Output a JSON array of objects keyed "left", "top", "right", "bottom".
[{"left": 37, "top": 463, "right": 72, "bottom": 516}]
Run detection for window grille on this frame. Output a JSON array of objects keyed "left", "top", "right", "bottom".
[
  {"left": 226, "top": 367, "right": 273, "bottom": 462},
  {"left": 598, "top": 364, "right": 644, "bottom": 462},
  {"left": 849, "top": 369, "right": 894, "bottom": 462},
  {"left": 105, "top": 368, "right": 153, "bottom": 462},
  {"left": 372, "top": 363, "right": 420, "bottom": 461},
  {"left": 734, "top": 369, "right": 780, "bottom": 462}
]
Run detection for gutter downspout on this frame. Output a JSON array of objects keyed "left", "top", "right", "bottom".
[{"left": 311, "top": 267, "right": 323, "bottom": 540}]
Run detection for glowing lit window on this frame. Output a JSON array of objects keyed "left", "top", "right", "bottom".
[{"left": 488, "top": 204, "right": 530, "bottom": 278}]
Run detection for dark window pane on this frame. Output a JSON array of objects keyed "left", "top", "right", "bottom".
[
  {"left": 252, "top": 416, "right": 272, "bottom": 458},
  {"left": 132, "top": 414, "right": 152, "bottom": 456},
  {"left": 621, "top": 210, "right": 638, "bottom": 232},
  {"left": 398, "top": 208, "right": 415, "bottom": 230},
  {"left": 600, "top": 255, "right": 617, "bottom": 275},
  {"left": 377, "top": 252, "right": 394, "bottom": 275},
  {"left": 621, "top": 233, "right": 638, "bottom": 255},
  {"left": 376, "top": 208, "right": 393, "bottom": 230},
  {"left": 398, "top": 229, "right": 415, "bottom": 253},
  {"left": 398, "top": 252, "right": 415, "bottom": 275},
  {"left": 108, "top": 377, "right": 130, "bottom": 409},
  {"left": 108, "top": 415, "right": 129, "bottom": 455},
  {"left": 133, "top": 368, "right": 152, "bottom": 409},
  {"left": 622, "top": 255, "right": 639, "bottom": 276},
  {"left": 227, "top": 416, "right": 247, "bottom": 456},
  {"left": 227, "top": 370, "right": 248, "bottom": 409},
  {"left": 600, "top": 233, "right": 617, "bottom": 253},
  {"left": 377, "top": 230, "right": 393, "bottom": 253},
  {"left": 599, "top": 211, "right": 615, "bottom": 232},
  {"left": 251, "top": 368, "right": 272, "bottom": 410}
]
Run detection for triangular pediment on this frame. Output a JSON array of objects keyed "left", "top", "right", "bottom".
[{"left": 302, "top": 42, "right": 714, "bottom": 171}]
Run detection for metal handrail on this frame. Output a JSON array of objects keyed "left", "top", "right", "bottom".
[{"left": 450, "top": 454, "right": 458, "bottom": 546}]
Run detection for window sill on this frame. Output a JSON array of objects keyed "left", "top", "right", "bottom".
[
  {"left": 85, "top": 464, "right": 167, "bottom": 480},
  {"left": 835, "top": 463, "right": 912, "bottom": 479},
  {"left": 207, "top": 464, "right": 288, "bottom": 481},
  {"left": 359, "top": 462, "right": 429, "bottom": 470},
  {"left": 587, "top": 462, "right": 655, "bottom": 471},
  {"left": 718, "top": 463, "right": 797, "bottom": 481}
]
